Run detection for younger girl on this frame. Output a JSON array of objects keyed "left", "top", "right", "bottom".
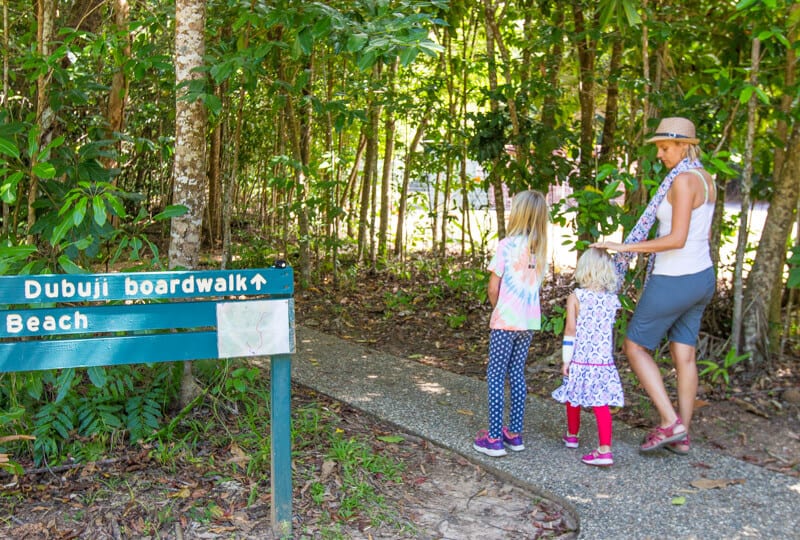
[
  {"left": 474, "top": 190, "right": 549, "bottom": 457},
  {"left": 552, "top": 248, "right": 624, "bottom": 466}
]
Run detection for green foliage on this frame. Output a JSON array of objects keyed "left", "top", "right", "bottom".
[
  {"left": 788, "top": 246, "right": 800, "bottom": 289},
  {"left": 0, "top": 364, "right": 179, "bottom": 465},
  {"left": 698, "top": 348, "right": 751, "bottom": 390},
  {"left": 542, "top": 305, "right": 566, "bottom": 336},
  {"left": 440, "top": 266, "right": 489, "bottom": 304},
  {"left": 551, "top": 163, "right": 631, "bottom": 249}
]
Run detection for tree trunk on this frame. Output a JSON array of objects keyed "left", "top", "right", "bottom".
[
  {"left": 103, "top": 0, "right": 130, "bottom": 178},
  {"left": 2, "top": 0, "right": 9, "bottom": 236},
  {"left": 768, "top": 4, "right": 798, "bottom": 349},
  {"left": 571, "top": 1, "right": 596, "bottom": 185},
  {"left": 742, "top": 125, "right": 800, "bottom": 366},
  {"left": 731, "top": 37, "right": 760, "bottom": 352},
  {"left": 358, "top": 64, "right": 381, "bottom": 263},
  {"left": 207, "top": 85, "right": 223, "bottom": 245},
  {"left": 378, "top": 59, "right": 398, "bottom": 263},
  {"left": 598, "top": 37, "right": 621, "bottom": 165},
  {"left": 540, "top": 8, "right": 564, "bottom": 131},
  {"left": 483, "top": 0, "right": 505, "bottom": 238},
  {"left": 221, "top": 88, "right": 245, "bottom": 269},
  {"left": 29, "top": 0, "right": 57, "bottom": 242},
  {"left": 394, "top": 114, "right": 428, "bottom": 257},
  {"left": 170, "top": 0, "right": 207, "bottom": 408}
]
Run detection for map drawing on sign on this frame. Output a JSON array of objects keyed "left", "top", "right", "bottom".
[{"left": 216, "top": 300, "right": 292, "bottom": 357}]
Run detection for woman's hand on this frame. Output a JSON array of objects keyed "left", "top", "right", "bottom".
[{"left": 590, "top": 241, "right": 625, "bottom": 252}]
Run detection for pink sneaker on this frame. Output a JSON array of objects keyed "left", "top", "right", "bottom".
[
  {"left": 581, "top": 449, "right": 614, "bottom": 466},
  {"left": 562, "top": 434, "right": 579, "bottom": 449}
]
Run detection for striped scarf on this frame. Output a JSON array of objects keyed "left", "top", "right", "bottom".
[{"left": 614, "top": 157, "right": 703, "bottom": 289}]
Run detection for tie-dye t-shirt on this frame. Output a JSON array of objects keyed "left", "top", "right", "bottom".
[{"left": 488, "top": 235, "right": 544, "bottom": 331}]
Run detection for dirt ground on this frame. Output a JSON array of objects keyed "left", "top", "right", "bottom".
[
  {"left": 1, "top": 265, "right": 797, "bottom": 539},
  {"left": 0, "top": 384, "right": 575, "bottom": 539}
]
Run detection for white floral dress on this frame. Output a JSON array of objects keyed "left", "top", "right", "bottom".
[{"left": 552, "top": 288, "right": 624, "bottom": 407}]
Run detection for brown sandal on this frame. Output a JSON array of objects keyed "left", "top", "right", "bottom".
[{"left": 640, "top": 418, "right": 686, "bottom": 452}]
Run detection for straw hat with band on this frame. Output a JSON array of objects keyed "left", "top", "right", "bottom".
[{"left": 645, "top": 117, "right": 699, "bottom": 144}]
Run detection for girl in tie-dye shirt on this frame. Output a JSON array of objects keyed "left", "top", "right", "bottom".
[{"left": 474, "top": 190, "right": 549, "bottom": 457}]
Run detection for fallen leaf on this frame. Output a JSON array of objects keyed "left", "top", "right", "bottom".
[
  {"left": 320, "top": 460, "right": 336, "bottom": 481},
  {"left": 456, "top": 409, "right": 474, "bottom": 416},
  {"left": 690, "top": 478, "right": 745, "bottom": 490},
  {"left": 376, "top": 435, "right": 405, "bottom": 444},
  {"left": 170, "top": 487, "right": 192, "bottom": 499},
  {"left": 226, "top": 444, "right": 251, "bottom": 465}
]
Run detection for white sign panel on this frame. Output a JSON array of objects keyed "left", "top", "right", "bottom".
[{"left": 216, "top": 299, "right": 293, "bottom": 357}]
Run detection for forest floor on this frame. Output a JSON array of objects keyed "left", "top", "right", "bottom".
[
  {"left": 1, "top": 259, "right": 798, "bottom": 539},
  {"left": 294, "top": 264, "right": 800, "bottom": 479}
]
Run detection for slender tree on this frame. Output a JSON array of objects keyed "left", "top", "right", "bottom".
[{"left": 170, "top": 0, "right": 207, "bottom": 407}]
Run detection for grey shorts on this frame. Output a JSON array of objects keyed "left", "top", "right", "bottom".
[{"left": 627, "top": 267, "right": 716, "bottom": 350}]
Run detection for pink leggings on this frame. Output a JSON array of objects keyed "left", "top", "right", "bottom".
[{"left": 566, "top": 403, "right": 612, "bottom": 447}]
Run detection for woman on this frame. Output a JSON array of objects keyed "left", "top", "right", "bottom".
[{"left": 592, "top": 117, "right": 716, "bottom": 454}]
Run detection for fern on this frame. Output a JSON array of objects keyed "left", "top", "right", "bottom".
[
  {"left": 1, "top": 362, "right": 179, "bottom": 465},
  {"left": 125, "top": 394, "right": 163, "bottom": 443},
  {"left": 32, "top": 401, "right": 76, "bottom": 465}
]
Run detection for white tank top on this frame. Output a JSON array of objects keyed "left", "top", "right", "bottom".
[{"left": 653, "top": 170, "right": 714, "bottom": 276}]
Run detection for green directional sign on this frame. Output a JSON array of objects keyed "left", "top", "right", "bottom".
[
  {"left": 0, "top": 268, "right": 295, "bottom": 372},
  {"left": 0, "top": 268, "right": 292, "bottom": 304}
]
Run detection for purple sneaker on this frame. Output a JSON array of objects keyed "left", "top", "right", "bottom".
[
  {"left": 562, "top": 434, "right": 579, "bottom": 449},
  {"left": 502, "top": 426, "right": 524, "bottom": 451},
  {"left": 473, "top": 430, "right": 507, "bottom": 457},
  {"left": 581, "top": 449, "right": 614, "bottom": 466}
]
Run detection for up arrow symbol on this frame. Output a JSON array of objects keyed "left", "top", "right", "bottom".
[{"left": 250, "top": 273, "right": 267, "bottom": 291}]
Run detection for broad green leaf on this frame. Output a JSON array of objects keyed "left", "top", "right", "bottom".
[
  {"left": 788, "top": 267, "right": 800, "bottom": 289},
  {"left": 622, "top": 0, "right": 642, "bottom": 26},
  {"left": 87, "top": 366, "right": 107, "bottom": 388},
  {"left": 297, "top": 27, "right": 313, "bottom": 55},
  {"left": 1, "top": 171, "right": 24, "bottom": 203},
  {"left": 755, "top": 87, "right": 770, "bottom": 104},
  {"left": 107, "top": 195, "right": 126, "bottom": 218},
  {"left": 154, "top": 204, "right": 188, "bottom": 220},
  {"left": 399, "top": 46, "right": 419, "bottom": 66},
  {"left": 40, "top": 134, "right": 65, "bottom": 156},
  {"left": 51, "top": 212, "right": 75, "bottom": 245},
  {"left": 735, "top": 0, "right": 760, "bottom": 9},
  {"left": 58, "top": 255, "right": 85, "bottom": 274},
  {"left": 738, "top": 86, "right": 755, "bottom": 104},
  {"left": 55, "top": 368, "right": 76, "bottom": 403},
  {"left": 0, "top": 137, "right": 20, "bottom": 159},
  {"left": 346, "top": 33, "right": 368, "bottom": 53},
  {"left": 32, "top": 161, "right": 56, "bottom": 179},
  {"left": 74, "top": 197, "right": 88, "bottom": 225},
  {"left": 27, "top": 128, "right": 38, "bottom": 159},
  {"left": 93, "top": 195, "right": 107, "bottom": 226}
]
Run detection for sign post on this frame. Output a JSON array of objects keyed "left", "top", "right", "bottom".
[{"left": 0, "top": 268, "right": 295, "bottom": 536}]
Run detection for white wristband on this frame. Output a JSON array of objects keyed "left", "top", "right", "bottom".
[{"left": 562, "top": 335, "right": 576, "bottom": 364}]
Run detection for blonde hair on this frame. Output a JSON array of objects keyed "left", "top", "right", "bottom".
[
  {"left": 686, "top": 143, "right": 702, "bottom": 161},
  {"left": 574, "top": 248, "right": 617, "bottom": 293},
  {"left": 506, "top": 190, "right": 549, "bottom": 270}
]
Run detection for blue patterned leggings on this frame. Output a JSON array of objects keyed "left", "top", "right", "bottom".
[{"left": 486, "top": 329, "right": 534, "bottom": 439}]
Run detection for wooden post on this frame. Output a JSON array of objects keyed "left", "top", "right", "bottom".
[{"left": 270, "top": 353, "right": 292, "bottom": 537}]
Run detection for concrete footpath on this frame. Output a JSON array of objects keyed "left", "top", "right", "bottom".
[{"left": 291, "top": 326, "right": 800, "bottom": 540}]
